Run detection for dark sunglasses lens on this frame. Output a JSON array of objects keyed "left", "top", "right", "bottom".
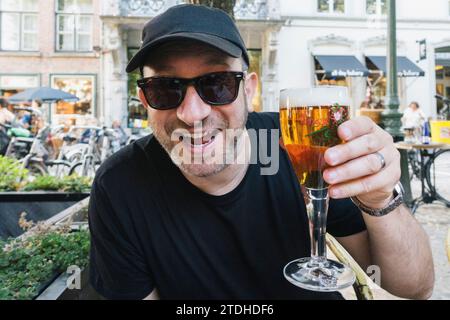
[
  {"left": 198, "top": 73, "right": 239, "bottom": 104},
  {"left": 144, "top": 78, "right": 183, "bottom": 109}
]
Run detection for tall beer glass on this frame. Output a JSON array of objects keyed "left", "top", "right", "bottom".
[{"left": 280, "top": 86, "right": 355, "bottom": 292}]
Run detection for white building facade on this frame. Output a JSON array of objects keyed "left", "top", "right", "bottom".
[
  {"left": 2, "top": 1, "right": 449, "bottom": 127},
  {"left": 98, "top": 0, "right": 450, "bottom": 127},
  {"left": 275, "top": 0, "right": 450, "bottom": 120},
  {"left": 99, "top": 0, "right": 283, "bottom": 129}
]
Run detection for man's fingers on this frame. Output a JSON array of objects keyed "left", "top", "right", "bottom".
[
  {"left": 325, "top": 131, "right": 392, "bottom": 166},
  {"left": 337, "top": 116, "right": 376, "bottom": 141},
  {"left": 324, "top": 116, "right": 401, "bottom": 206},
  {"left": 328, "top": 158, "right": 401, "bottom": 199},
  {"left": 323, "top": 147, "right": 397, "bottom": 185}
]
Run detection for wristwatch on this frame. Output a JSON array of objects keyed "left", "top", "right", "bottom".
[{"left": 350, "top": 183, "right": 405, "bottom": 217}]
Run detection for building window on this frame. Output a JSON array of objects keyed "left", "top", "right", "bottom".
[
  {"left": 317, "top": 0, "right": 345, "bottom": 14},
  {"left": 56, "top": 0, "right": 93, "bottom": 52},
  {"left": 0, "top": 74, "right": 40, "bottom": 98},
  {"left": 0, "top": 0, "right": 38, "bottom": 51},
  {"left": 51, "top": 75, "right": 95, "bottom": 123},
  {"left": 366, "top": 0, "right": 387, "bottom": 15}
]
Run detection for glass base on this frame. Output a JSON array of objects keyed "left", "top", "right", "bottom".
[{"left": 284, "top": 257, "right": 356, "bottom": 292}]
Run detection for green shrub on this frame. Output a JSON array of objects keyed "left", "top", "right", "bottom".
[
  {"left": 22, "top": 175, "right": 63, "bottom": 191},
  {"left": 60, "top": 175, "right": 92, "bottom": 193},
  {"left": 0, "top": 155, "right": 28, "bottom": 192},
  {"left": 21, "top": 175, "right": 92, "bottom": 193},
  {"left": 0, "top": 228, "right": 90, "bottom": 300},
  {"left": 0, "top": 155, "right": 92, "bottom": 193}
]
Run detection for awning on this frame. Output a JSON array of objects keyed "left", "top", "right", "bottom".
[
  {"left": 366, "top": 56, "right": 425, "bottom": 77},
  {"left": 314, "top": 55, "right": 369, "bottom": 77},
  {"left": 436, "top": 59, "right": 450, "bottom": 67}
]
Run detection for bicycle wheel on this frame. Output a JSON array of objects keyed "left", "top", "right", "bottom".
[
  {"left": 69, "top": 160, "right": 100, "bottom": 178},
  {"left": 45, "top": 160, "right": 72, "bottom": 178},
  {"left": 27, "top": 161, "right": 48, "bottom": 176},
  {"left": 426, "top": 149, "right": 450, "bottom": 206}
]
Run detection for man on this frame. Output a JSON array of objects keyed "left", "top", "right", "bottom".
[
  {"left": 402, "top": 102, "right": 426, "bottom": 130},
  {"left": 402, "top": 101, "right": 426, "bottom": 142},
  {"left": 0, "top": 98, "right": 14, "bottom": 125},
  {"left": 89, "top": 4, "right": 434, "bottom": 300},
  {"left": 0, "top": 98, "right": 14, "bottom": 154}
]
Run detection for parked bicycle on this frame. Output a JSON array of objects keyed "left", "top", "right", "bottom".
[
  {"left": 69, "top": 126, "right": 124, "bottom": 177},
  {"left": 3, "top": 110, "right": 129, "bottom": 178},
  {"left": 407, "top": 145, "right": 450, "bottom": 210},
  {"left": 16, "top": 124, "right": 73, "bottom": 177}
]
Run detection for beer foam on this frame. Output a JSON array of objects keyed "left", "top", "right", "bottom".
[{"left": 279, "top": 86, "right": 351, "bottom": 107}]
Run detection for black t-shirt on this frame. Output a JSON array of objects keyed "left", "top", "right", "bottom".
[{"left": 89, "top": 112, "right": 366, "bottom": 300}]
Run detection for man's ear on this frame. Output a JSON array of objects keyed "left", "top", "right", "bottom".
[
  {"left": 138, "top": 88, "right": 149, "bottom": 108},
  {"left": 244, "top": 72, "right": 258, "bottom": 112}
]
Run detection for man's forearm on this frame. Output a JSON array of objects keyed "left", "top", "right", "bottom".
[{"left": 363, "top": 205, "right": 434, "bottom": 299}]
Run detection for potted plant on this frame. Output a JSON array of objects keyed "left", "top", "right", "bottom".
[
  {"left": 0, "top": 155, "right": 91, "bottom": 239},
  {"left": 0, "top": 213, "right": 90, "bottom": 300}
]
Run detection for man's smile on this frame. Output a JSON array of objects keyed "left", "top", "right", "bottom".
[{"left": 178, "top": 128, "right": 223, "bottom": 155}]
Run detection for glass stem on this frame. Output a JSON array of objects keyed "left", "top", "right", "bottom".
[{"left": 304, "top": 188, "right": 329, "bottom": 267}]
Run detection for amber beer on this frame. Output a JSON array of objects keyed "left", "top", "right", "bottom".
[
  {"left": 281, "top": 87, "right": 356, "bottom": 292},
  {"left": 280, "top": 87, "right": 350, "bottom": 189}
]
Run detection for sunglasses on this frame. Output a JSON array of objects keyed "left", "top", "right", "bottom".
[{"left": 137, "top": 71, "right": 245, "bottom": 110}]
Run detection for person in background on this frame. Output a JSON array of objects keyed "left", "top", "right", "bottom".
[
  {"left": 402, "top": 102, "right": 426, "bottom": 142},
  {"left": 0, "top": 98, "right": 14, "bottom": 154},
  {"left": 80, "top": 116, "right": 99, "bottom": 144},
  {"left": 0, "top": 98, "right": 15, "bottom": 125},
  {"left": 111, "top": 120, "right": 128, "bottom": 146},
  {"left": 18, "top": 109, "right": 32, "bottom": 129},
  {"left": 402, "top": 102, "right": 426, "bottom": 130}
]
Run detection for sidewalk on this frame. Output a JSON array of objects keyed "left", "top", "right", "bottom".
[{"left": 411, "top": 180, "right": 450, "bottom": 300}]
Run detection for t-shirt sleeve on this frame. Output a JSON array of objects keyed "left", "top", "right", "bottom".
[
  {"left": 326, "top": 198, "right": 366, "bottom": 237},
  {"left": 88, "top": 178, "right": 154, "bottom": 300}
]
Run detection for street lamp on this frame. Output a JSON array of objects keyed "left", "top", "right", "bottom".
[
  {"left": 381, "top": 0, "right": 402, "bottom": 139},
  {"left": 382, "top": 0, "right": 414, "bottom": 204}
]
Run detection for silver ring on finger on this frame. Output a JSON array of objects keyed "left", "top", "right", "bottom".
[{"left": 374, "top": 151, "right": 386, "bottom": 171}]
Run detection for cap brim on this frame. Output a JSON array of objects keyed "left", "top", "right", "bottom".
[{"left": 126, "top": 32, "right": 243, "bottom": 73}]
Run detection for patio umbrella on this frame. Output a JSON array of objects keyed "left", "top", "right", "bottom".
[{"left": 7, "top": 86, "right": 79, "bottom": 103}]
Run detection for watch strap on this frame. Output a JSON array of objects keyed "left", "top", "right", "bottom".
[{"left": 350, "top": 184, "right": 404, "bottom": 217}]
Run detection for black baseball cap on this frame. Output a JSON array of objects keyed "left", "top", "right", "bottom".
[{"left": 126, "top": 4, "right": 249, "bottom": 73}]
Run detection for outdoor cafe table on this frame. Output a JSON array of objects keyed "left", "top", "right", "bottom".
[{"left": 395, "top": 141, "right": 450, "bottom": 213}]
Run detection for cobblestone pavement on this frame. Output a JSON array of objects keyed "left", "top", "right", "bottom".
[{"left": 410, "top": 180, "right": 450, "bottom": 300}]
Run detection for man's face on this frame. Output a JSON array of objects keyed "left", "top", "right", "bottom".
[{"left": 139, "top": 51, "right": 256, "bottom": 177}]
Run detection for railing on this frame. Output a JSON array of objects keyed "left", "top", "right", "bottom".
[
  {"left": 234, "top": 0, "right": 268, "bottom": 20},
  {"left": 119, "top": 0, "right": 184, "bottom": 17},
  {"left": 103, "top": 0, "right": 278, "bottom": 20}
]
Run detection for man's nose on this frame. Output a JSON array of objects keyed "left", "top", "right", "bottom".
[{"left": 176, "top": 85, "right": 211, "bottom": 126}]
